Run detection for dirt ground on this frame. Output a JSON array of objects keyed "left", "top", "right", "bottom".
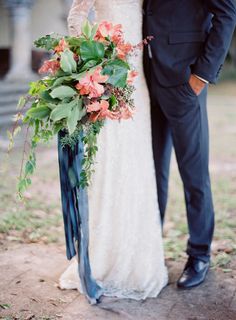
[
  {"left": 0, "top": 82, "right": 236, "bottom": 320},
  {"left": 0, "top": 244, "right": 235, "bottom": 320}
]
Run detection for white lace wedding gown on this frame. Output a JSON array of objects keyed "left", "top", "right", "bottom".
[{"left": 59, "top": 0, "right": 168, "bottom": 301}]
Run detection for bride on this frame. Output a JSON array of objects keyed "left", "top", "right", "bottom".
[{"left": 58, "top": 0, "right": 168, "bottom": 304}]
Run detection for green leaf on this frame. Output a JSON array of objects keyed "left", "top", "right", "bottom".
[
  {"left": 26, "top": 105, "right": 51, "bottom": 120},
  {"left": 13, "top": 126, "right": 21, "bottom": 137},
  {"left": 40, "top": 90, "right": 58, "bottom": 103},
  {"left": 71, "top": 65, "right": 100, "bottom": 81},
  {"left": 17, "top": 177, "right": 32, "bottom": 197},
  {"left": 109, "top": 95, "right": 118, "bottom": 108},
  {"left": 47, "top": 103, "right": 57, "bottom": 110},
  {"left": 28, "top": 81, "right": 47, "bottom": 96},
  {"left": 80, "top": 40, "right": 105, "bottom": 61},
  {"left": 71, "top": 71, "right": 87, "bottom": 81},
  {"left": 34, "top": 34, "right": 59, "bottom": 50},
  {"left": 17, "top": 96, "right": 26, "bottom": 110},
  {"left": 55, "top": 69, "right": 71, "bottom": 77},
  {"left": 67, "top": 99, "right": 86, "bottom": 135},
  {"left": 91, "top": 24, "right": 98, "bottom": 39},
  {"left": 51, "top": 76, "right": 71, "bottom": 88},
  {"left": 50, "top": 105, "right": 71, "bottom": 122},
  {"left": 50, "top": 85, "right": 76, "bottom": 100},
  {"left": 60, "top": 49, "right": 77, "bottom": 73},
  {"left": 82, "top": 20, "right": 92, "bottom": 39},
  {"left": 25, "top": 160, "right": 35, "bottom": 176},
  {"left": 67, "top": 36, "right": 84, "bottom": 48},
  {"left": 103, "top": 59, "right": 130, "bottom": 88},
  {"left": 0, "top": 303, "right": 11, "bottom": 310},
  {"left": 53, "top": 122, "right": 64, "bottom": 134},
  {"left": 50, "top": 99, "right": 76, "bottom": 122},
  {"left": 79, "top": 59, "right": 99, "bottom": 72}
]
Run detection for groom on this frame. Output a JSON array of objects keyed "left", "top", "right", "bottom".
[{"left": 143, "top": 0, "right": 236, "bottom": 289}]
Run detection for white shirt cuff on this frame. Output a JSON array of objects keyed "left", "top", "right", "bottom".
[{"left": 193, "top": 74, "right": 209, "bottom": 84}]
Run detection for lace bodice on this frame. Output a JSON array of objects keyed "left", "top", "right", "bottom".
[
  {"left": 68, "top": 0, "right": 95, "bottom": 36},
  {"left": 68, "top": 0, "right": 143, "bottom": 39}
]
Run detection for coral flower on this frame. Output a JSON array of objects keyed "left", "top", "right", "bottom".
[
  {"left": 111, "top": 24, "right": 124, "bottom": 44},
  {"left": 87, "top": 100, "right": 110, "bottom": 122},
  {"left": 54, "top": 38, "right": 69, "bottom": 53},
  {"left": 87, "top": 99, "right": 134, "bottom": 122},
  {"left": 87, "top": 100, "right": 109, "bottom": 113},
  {"left": 127, "top": 70, "right": 138, "bottom": 85},
  {"left": 95, "top": 21, "right": 113, "bottom": 39},
  {"left": 120, "top": 104, "right": 135, "bottom": 119},
  {"left": 116, "top": 42, "right": 133, "bottom": 60},
  {"left": 75, "top": 66, "right": 109, "bottom": 98},
  {"left": 38, "top": 59, "right": 60, "bottom": 75},
  {"left": 95, "top": 21, "right": 124, "bottom": 44}
]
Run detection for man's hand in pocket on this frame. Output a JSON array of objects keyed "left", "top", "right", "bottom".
[{"left": 189, "top": 74, "right": 206, "bottom": 96}]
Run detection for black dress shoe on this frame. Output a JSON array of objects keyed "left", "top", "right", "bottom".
[{"left": 177, "top": 256, "right": 210, "bottom": 289}]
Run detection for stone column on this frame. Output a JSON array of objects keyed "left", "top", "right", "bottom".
[{"left": 4, "top": 0, "right": 36, "bottom": 81}]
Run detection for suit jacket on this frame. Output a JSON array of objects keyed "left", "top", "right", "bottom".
[{"left": 143, "top": 0, "right": 236, "bottom": 87}]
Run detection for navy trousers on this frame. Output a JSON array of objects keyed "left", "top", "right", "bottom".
[{"left": 148, "top": 68, "right": 215, "bottom": 262}]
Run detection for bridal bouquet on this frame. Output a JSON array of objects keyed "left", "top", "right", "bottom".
[{"left": 8, "top": 20, "right": 149, "bottom": 198}]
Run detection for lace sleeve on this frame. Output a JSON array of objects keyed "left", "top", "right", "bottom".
[{"left": 67, "top": 0, "right": 96, "bottom": 36}]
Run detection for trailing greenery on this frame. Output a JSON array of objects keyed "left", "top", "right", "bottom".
[{"left": 8, "top": 20, "right": 136, "bottom": 198}]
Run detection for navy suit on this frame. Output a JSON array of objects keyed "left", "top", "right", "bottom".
[{"left": 143, "top": 0, "right": 236, "bottom": 261}]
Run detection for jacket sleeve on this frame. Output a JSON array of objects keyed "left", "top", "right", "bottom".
[
  {"left": 192, "top": 0, "right": 236, "bottom": 83},
  {"left": 67, "top": 0, "right": 96, "bottom": 36}
]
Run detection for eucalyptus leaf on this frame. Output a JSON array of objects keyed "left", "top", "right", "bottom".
[
  {"left": 51, "top": 76, "right": 72, "bottom": 88},
  {"left": 60, "top": 49, "right": 77, "bottom": 73},
  {"left": 91, "top": 24, "right": 98, "bottom": 39},
  {"left": 50, "top": 105, "right": 72, "bottom": 122},
  {"left": 26, "top": 105, "right": 51, "bottom": 120},
  {"left": 50, "top": 99, "right": 77, "bottom": 122},
  {"left": 67, "top": 99, "right": 86, "bottom": 135},
  {"left": 50, "top": 85, "right": 76, "bottom": 99},
  {"left": 82, "top": 20, "right": 92, "bottom": 39}
]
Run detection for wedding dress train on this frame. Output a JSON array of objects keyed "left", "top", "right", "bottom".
[{"left": 58, "top": 0, "right": 168, "bottom": 302}]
